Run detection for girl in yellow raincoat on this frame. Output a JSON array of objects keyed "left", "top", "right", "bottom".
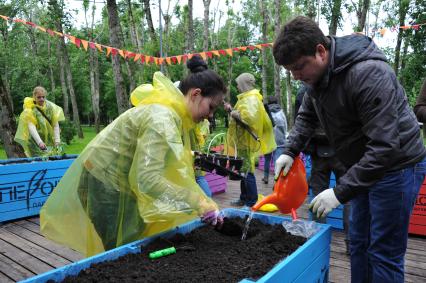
[
  {"left": 40, "top": 56, "right": 227, "bottom": 256},
  {"left": 14, "top": 86, "right": 65, "bottom": 157},
  {"left": 226, "top": 73, "right": 276, "bottom": 207}
]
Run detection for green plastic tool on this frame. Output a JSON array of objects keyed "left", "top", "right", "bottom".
[{"left": 149, "top": 247, "right": 176, "bottom": 259}]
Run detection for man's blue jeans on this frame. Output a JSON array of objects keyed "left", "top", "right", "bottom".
[
  {"left": 350, "top": 158, "right": 426, "bottom": 283},
  {"left": 240, "top": 172, "right": 258, "bottom": 207}
]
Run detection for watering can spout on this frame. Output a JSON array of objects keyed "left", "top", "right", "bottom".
[{"left": 251, "top": 157, "right": 308, "bottom": 214}]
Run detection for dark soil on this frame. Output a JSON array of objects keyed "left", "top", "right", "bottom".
[{"left": 58, "top": 217, "right": 307, "bottom": 283}]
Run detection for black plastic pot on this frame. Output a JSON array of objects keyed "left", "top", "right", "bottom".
[{"left": 228, "top": 157, "right": 243, "bottom": 172}]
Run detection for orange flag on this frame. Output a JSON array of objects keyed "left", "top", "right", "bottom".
[
  {"left": 106, "top": 47, "right": 112, "bottom": 57},
  {"left": 145, "top": 55, "right": 151, "bottom": 65},
  {"left": 118, "top": 49, "right": 125, "bottom": 58},
  {"left": 255, "top": 44, "right": 263, "bottom": 50},
  {"left": 212, "top": 50, "right": 220, "bottom": 56},
  {"left": 199, "top": 52, "right": 207, "bottom": 60},
  {"left": 239, "top": 46, "right": 247, "bottom": 51},
  {"left": 0, "top": 15, "right": 9, "bottom": 21},
  {"left": 176, "top": 55, "right": 182, "bottom": 64},
  {"left": 37, "top": 26, "right": 46, "bottom": 32},
  {"left": 134, "top": 54, "right": 141, "bottom": 62},
  {"left": 81, "top": 40, "right": 89, "bottom": 51},
  {"left": 166, "top": 57, "right": 172, "bottom": 65},
  {"left": 225, "top": 48, "right": 233, "bottom": 56},
  {"left": 95, "top": 44, "right": 103, "bottom": 53}
]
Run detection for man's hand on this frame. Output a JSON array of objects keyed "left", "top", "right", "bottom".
[
  {"left": 309, "top": 189, "right": 341, "bottom": 219},
  {"left": 223, "top": 102, "right": 233, "bottom": 112},
  {"left": 274, "top": 154, "right": 294, "bottom": 179}
]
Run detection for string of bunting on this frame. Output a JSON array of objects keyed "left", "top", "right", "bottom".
[
  {"left": 0, "top": 14, "right": 272, "bottom": 65},
  {"left": 1, "top": 14, "right": 424, "bottom": 65}
]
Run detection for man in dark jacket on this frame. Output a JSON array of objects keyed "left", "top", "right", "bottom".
[{"left": 273, "top": 16, "right": 426, "bottom": 283}]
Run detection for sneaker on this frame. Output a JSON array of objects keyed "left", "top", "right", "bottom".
[
  {"left": 262, "top": 177, "right": 268, "bottom": 184},
  {"left": 230, "top": 199, "right": 245, "bottom": 206}
]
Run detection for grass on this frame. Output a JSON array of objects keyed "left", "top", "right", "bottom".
[{"left": 0, "top": 126, "right": 100, "bottom": 160}]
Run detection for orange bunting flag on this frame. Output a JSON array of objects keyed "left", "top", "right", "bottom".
[
  {"left": 188, "top": 53, "right": 194, "bottom": 59},
  {"left": 158, "top": 58, "right": 164, "bottom": 65},
  {"left": 37, "top": 26, "right": 46, "bottom": 32},
  {"left": 255, "top": 44, "right": 262, "bottom": 49},
  {"left": 95, "top": 44, "right": 103, "bottom": 53},
  {"left": 166, "top": 57, "right": 172, "bottom": 65},
  {"left": 199, "top": 52, "right": 207, "bottom": 60},
  {"left": 81, "top": 40, "right": 88, "bottom": 51},
  {"left": 118, "top": 49, "right": 125, "bottom": 58},
  {"left": 239, "top": 46, "right": 247, "bottom": 51},
  {"left": 0, "top": 15, "right": 9, "bottom": 21},
  {"left": 176, "top": 55, "right": 182, "bottom": 64},
  {"left": 134, "top": 54, "right": 141, "bottom": 62},
  {"left": 225, "top": 48, "right": 233, "bottom": 56},
  {"left": 212, "top": 50, "right": 220, "bottom": 56},
  {"left": 154, "top": 57, "right": 159, "bottom": 65},
  {"left": 106, "top": 47, "right": 112, "bottom": 57},
  {"left": 53, "top": 31, "right": 63, "bottom": 37},
  {"left": 145, "top": 55, "right": 151, "bottom": 64},
  {"left": 68, "top": 35, "right": 76, "bottom": 44},
  {"left": 14, "top": 19, "right": 25, "bottom": 24}
]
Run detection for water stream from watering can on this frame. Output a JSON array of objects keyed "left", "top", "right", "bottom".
[{"left": 241, "top": 211, "right": 254, "bottom": 241}]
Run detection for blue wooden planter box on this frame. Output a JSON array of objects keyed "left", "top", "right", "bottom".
[
  {"left": 21, "top": 208, "right": 332, "bottom": 283},
  {"left": 0, "top": 155, "right": 77, "bottom": 223}
]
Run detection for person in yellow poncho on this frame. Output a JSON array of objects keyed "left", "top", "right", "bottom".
[
  {"left": 40, "top": 55, "right": 227, "bottom": 256},
  {"left": 225, "top": 73, "right": 276, "bottom": 207},
  {"left": 14, "top": 86, "right": 65, "bottom": 157}
]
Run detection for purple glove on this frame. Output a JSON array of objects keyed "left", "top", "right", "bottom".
[{"left": 201, "top": 210, "right": 224, "bottom": 226}]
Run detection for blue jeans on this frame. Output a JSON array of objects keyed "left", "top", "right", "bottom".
[
  {"left": 195, "top": 175, "right": 212, "bottom": 198},
  {"left": 263, "top": 147, "right": 285, "bottom": 178},
  {"left": 240, "top": 172, "right": 258, "bottom": 207},
  {"left": 350, "top": 158, "right": 426, "bottom": 283}
]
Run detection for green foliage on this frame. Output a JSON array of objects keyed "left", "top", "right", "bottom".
[{"left": 60, "top": 120, "right": 77, "bottom": 145}]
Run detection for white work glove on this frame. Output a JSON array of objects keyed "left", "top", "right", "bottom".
[
  {"left": 309, "top": 189, "right": 341, "bottom": 219},
  {"left": 274, "top": 154, "right": 294, "bottom": 179},
  {"left": 38, "top": 142, "right": 47, "bottom": 150}
]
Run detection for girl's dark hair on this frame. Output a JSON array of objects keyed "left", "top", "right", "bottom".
[{"left": 179, "top": 55, "right": 227, "bottom": 97}]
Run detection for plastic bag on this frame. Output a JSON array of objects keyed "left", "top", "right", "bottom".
[{"left": 282, "top": 219, "right": 320, "bottom": 239}]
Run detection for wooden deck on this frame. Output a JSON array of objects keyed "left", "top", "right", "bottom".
[{"left": 0, "top": 168, "right": 425, "bottom": 282}]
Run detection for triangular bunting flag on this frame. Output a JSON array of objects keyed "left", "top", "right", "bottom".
[
  {"left": 176, "top": 55, "right": 182, "bottom": 64},
  {"left": 166, "top": 57, "right": 172, "bottom": 65},
  {"left": 54, "top": 31, "right": 63, "bottom": 37},
  {"left": 81, "top": 40, "right": 88, "bottom": 51},
  {"left": 95, "top": 44, "right": 103, "bottom": 52},
  {"left": 199, "top": 52, "right": 207, "bottom": 60},
  {"left": 47, "top": 29, "right": 55, "bottom": 37},
  {"left": 158, "top": 58, "right": 164, "bottom": 65},
  {"left": 89, "top": 42, "right": 96, "bottom": 49},
  {"left": 218, "top": 49, "right": 227, "bottom": 56},
  {"left": 140, "top": 55, "right": 145, "bottom": 64},
  {"left": 188, "top": 53, "right": 194, "bottom": 59},
  {"left": 145, "top": 55, "right": 151, "bottom": 64},
  {"left": 106, "top": 47, "right": 112, "bottom": 57},
  {"left": 127, "top": 52, "right": 136, "bottom": 58},
  {"left": 212, "top": 50, "right": 220, "bottom": 56},
  {"left": 225, "top": 48, "right": 233, "bottom": 56},
  {"left": 75, "top": 38, "right": 82, "bottom": 48},
  {"left": 206, "top": 51, "right": 213, "bottom": 58},
  {"left": 111, "top": 48, "right": 118, "bottom": 56},
  {"left": 37, "top": 26, "right": 46, "bottom": 32},
  {"left": 149, "top": 56, "right": 155, "bottom": 64},
  {"left": 0, "top": 15, "right": 9, "bottom": 21},
  {"left": 134, "top": 54, "right": 141, "bottom": 62},
  {"left": 118, "top": 49, "right": 125, "bottom": 58},
  {"left": 239, "top": 46, "right": 247, "bottom": 51},
  {"left": 26, "top": 21, "right": 36, "bottom": 27},
  {"left": 155, "top": 57, "right": 159, "bottom": 65},
  {"left": 247, "top": 45, "right": 256, "bottom": 51}
]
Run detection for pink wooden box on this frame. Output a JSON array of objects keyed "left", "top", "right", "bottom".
[{"left": 205, "top": 172, "right": 227, "bottom": 195}]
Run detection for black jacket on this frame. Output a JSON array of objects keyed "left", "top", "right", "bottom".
[{"left": 285, "top": 35, "right": 426, "bottom": 203}]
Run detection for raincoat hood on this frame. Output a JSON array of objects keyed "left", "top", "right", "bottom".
[{"left": 235, "top": 73, "right": 256, "bottom": 93}]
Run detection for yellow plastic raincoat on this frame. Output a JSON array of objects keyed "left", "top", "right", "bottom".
[
  {"left": 14, "top": 98, "right": 65, "bottom": 157},
  {"left": 40, "top": 72, "right": 218, "bottom": 256},
  {"left": 226, "top": 89, "right": 276, "bottom": 172}
]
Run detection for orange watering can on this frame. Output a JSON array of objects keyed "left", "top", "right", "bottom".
[{"left": 252, "top": 156, "right": 308, "bottom": 214}]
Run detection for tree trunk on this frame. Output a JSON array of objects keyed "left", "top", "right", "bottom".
[
  {"left": 107, "top": 0, "right": 129, "bottom": 114},
  {"left": 47, "top": 40, "right": 56, "bottom": 102},
  {"left": 273, "top": 0, "right": 282, "bottom": 106},
  {"left": 142, "top": 0, "right": 158, "bottom": 45},
  {"left": 393, "top": 0, "right": 410, "bottom": 76},
  {"left": 329, "top": 0, "right": 343, "bottom": 36},
  {"left": 285, "top": 71, "right": 293, "bottom": 128},
  {"left": 126, "top": 0, "right": 144, "bottom": 81},
  {"left": 49, "top": 0, "right": 83, "bottom": 138},
  {"left": 0, "top": 74, "right": 25, "bottom": 158},
  {"left": 354, "top": 0, "right": 370, "bottom": 32},
  {"left": 186, "top": 0, "right": 194, "bottom": 53},
  {"left": 259, "top": 0, "right": 268, "bottom": 101},
  {"left": 57, "top": 45, "right": 69, "bottom": 119},
  {"left": 203, "top": 0, "right": 211, "bottom": 51},
  {"left": 26, "top": 26, "right": 42, "bottom": 85}
]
